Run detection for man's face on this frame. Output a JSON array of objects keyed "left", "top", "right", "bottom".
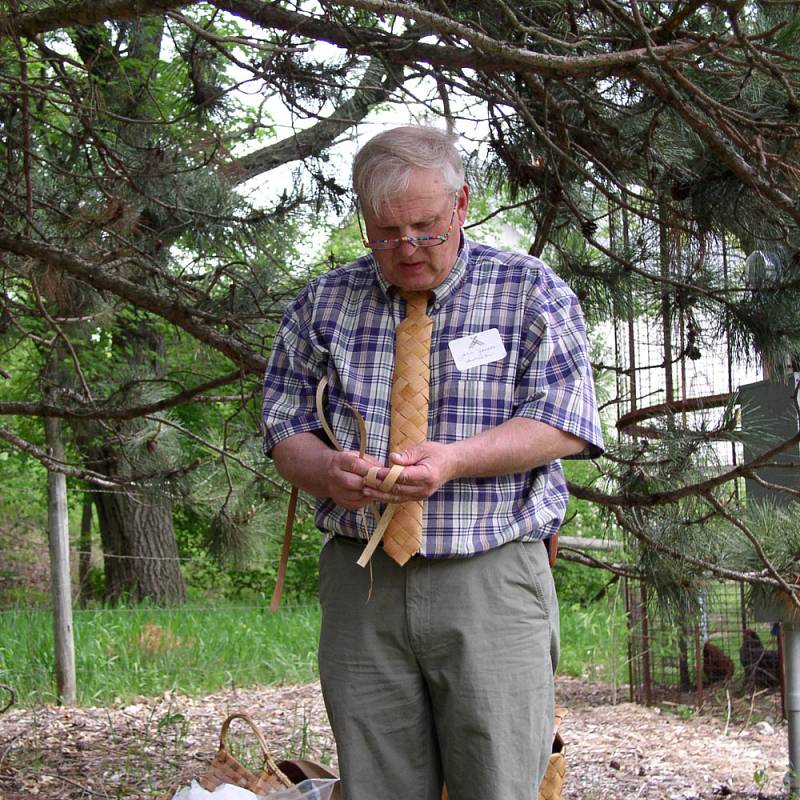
[{"left": 362, "top": 168, "right": 469, "bottom": 292}]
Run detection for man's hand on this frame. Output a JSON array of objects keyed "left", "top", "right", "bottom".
[
  {"left": 360, "top": 417, "right": 587, "bottom": 504},
  {"left": 363, "top": 441, "right": 457, "bottom": 503},
  {"left": 325, "top": 449, "right": 383, "bottom": 510},
  {"left": 273, "top": 433, "right": 380, "bottom": 510},
  {"left": 274, "top": 418, "right": 585, "bottom": 509}
]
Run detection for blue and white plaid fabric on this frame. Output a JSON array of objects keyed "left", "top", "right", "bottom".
[{"left": 262, "top": 238, "right": 604, "bottom": 557}]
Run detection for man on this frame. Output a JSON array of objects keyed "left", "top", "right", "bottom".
[{"left": 262, "top": 126, "right": 603, "bottom": 800}]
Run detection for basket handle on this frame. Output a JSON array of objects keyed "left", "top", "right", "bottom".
[{"left": 217, "top": 712, "right": 272, "bottom": 760}]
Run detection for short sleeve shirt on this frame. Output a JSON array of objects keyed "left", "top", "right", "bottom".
[{"left": 262, "top": 238, "right": 604, "bottom": 557}]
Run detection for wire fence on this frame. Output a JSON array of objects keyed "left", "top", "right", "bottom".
[{"left": 624, "top": 577, "right": 786, "bottom": 722}]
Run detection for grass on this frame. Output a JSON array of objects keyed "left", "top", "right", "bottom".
[
  {"left": 2, "top": 591, "right": 631, "bottom": 708},
  {"left": 0, "top": 565, "right": 635, "bottom": 709},
  {"left": 0, "top": 602, "right": 322, "bottom": 706},
  {"left": 558, "top": 587, "right": 630, "bottom": 689}
]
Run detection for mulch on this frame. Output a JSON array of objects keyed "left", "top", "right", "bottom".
[{"left": 0, "top": 677, "right": 789, "bottom": 799}]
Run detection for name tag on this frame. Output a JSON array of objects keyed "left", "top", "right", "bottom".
[{"left": 448, "top": 328, "right": 507, "bottom": 372}]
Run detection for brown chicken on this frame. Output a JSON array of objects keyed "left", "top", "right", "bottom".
[
  {"left": 702, "top": 641, "right": 734, "bottom": 684},
  {"left": 740, "top": 628, "right": 781, "bottom": 688}
]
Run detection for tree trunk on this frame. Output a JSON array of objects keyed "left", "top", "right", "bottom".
[{"left": 94, "top": 483, "right": 186, "bottom": 604}]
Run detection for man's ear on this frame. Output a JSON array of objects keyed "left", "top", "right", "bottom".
[{"left": 457, "top": 183, "right": 470, "bottom": 225}]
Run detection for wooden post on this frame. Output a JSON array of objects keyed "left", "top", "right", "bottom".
[
  {"left": 45, "top": 415, "right": 76, "bottom": 705},
  {"left": 640, "top": 583, "right": 653, "bottom": 706},
  {"left": 78, "top": 493, "right": 93, "bottom": 605},
  {"left": 694, "top": 623, "right": 704, "bottom": 709}
]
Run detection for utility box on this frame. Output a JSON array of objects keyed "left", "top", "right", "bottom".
[
  {"left": 738, "top": 375, "right": 800, "bottom": 623},
  {"left": 739, "top": 376, "right": 800, "bottom": 507}
]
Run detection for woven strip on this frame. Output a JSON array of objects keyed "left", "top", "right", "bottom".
[{"left": 383, "top": 290, "right": 432, "bottom": 566}]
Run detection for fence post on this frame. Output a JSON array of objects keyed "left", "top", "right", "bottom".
[{"left": 45, "top": 415, "right": 76, "bottom": 705}]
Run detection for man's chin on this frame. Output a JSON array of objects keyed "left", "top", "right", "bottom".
[{"left": 393, "top": 267, "right": 434, "bottom": 290}]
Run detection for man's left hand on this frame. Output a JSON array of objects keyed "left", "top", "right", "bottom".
[{"left": 363, "top": 441, "right": 456, "bottom": 503}]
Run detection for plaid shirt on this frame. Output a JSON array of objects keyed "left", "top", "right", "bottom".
[{"left": 262, "top": 238, "right": 604, "bottom": 557}]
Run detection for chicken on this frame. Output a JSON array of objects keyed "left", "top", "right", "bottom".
[
  {"left": 702, "top": 641, "right": 734, "bottom": 684},
  {"left": 740, "top": 628, "right": 781, "bottom": 688}
]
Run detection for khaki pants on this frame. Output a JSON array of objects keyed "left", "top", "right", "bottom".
[{"left": 318, "top": 537, "right": 560, "bottom": 800}]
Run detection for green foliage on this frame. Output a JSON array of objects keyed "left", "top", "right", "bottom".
[
  {"left": 175, "top": 504, "right": 322, "bottom": 604},
  {"left": 562, "top": 457, "right": 611, "bottom": 541},
  {"left": 553, "top": 559, "right": 616, "bottom": 608},
  {"left": 720, "top": 499, "right": 800, "bottom": 610},
  {"left": 0, "top": 582, "right": 634, "bottom": 707},
  {"left": 326, "top": 214, "right": 370, "bottom": 267},
  {"left": 3, "top": 0, "right": 800, "bottom": 650},
  {"left": 0, "top": 449, "right": 48, "bottom": 525}
]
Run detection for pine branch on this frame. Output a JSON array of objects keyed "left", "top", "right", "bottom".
[
  {"left": 701, "top": 491, "right": 800, "bottom": 608},
  {"left": 568, "top": 424, "right": 800, "bottom": 508},
  {"left": 0, "top": 424, "right": 127, "bottom": 489},
  {"left": 141, "top": 413, "right": 315, "bottom": 511},
  {"left": 0, "top": 232, "right": 267, "bottom": 373},
  {"left": 633, "top": 62, "right": 800, "bottom": 227},
  {"left": 558, "top": 548, "right": 640, "bottom": 579},
  {"left": 0, "top": 370, "right": 248, "bottom": 420},
  {"left": 612, "top": 505, "right": 786, "bottom": 590},
  {"left": 215, "top": 0, "right": 709, "bottom": 76}
]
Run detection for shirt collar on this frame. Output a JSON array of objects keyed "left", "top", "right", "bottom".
[
  {"left": 370, "top": 233, "right": 471, "bottom": 310},
  {"left": 430, "top": 234, "right": 470, "bottom": 307}
]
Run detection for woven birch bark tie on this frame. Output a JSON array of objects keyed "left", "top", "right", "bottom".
[{"left": 382, "top": 290, "right": 433, "bottom": 566}]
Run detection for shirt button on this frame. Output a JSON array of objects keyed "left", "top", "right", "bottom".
[{"left": 434, "top": 302, "right": 441, "bottom": 311}]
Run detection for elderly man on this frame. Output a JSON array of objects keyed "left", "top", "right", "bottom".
[{"left": 262, "top": 126, "right": 603, "bottom": 800}]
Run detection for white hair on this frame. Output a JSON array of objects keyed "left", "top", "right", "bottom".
[{"left": 352, "top": 126, "right": 465, "bottom": 215}]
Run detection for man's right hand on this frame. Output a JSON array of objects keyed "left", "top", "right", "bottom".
[
  {"left": 324, "top": 449, "right": 382, "bottom": 510},
  {"left": 273, "top": 433, "right": 380, "bottom": 510}
]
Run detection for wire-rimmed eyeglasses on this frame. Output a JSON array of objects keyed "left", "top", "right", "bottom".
[{"left": 357, "top": 195, "right": 458, "bottom": 251}]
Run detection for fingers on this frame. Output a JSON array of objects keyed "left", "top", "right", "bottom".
[
  {"left": 328, "top": 445, "right": 446, "bottom": 507},
  {"left": 363, "top": 463, "right": 436, "bottom": 503},
  {"left": 388, "top": 447, "right": 416, "bottom": 466},
  {"left": 327, "top": 450, "right": 379, "bottom": 510}
]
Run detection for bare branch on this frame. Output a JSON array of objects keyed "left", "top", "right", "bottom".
[
  {"left": 0, "top": 0, "right": 192, "bottom": 38},
  {"left": 226, "top": 57, "right": 402, "bottom": 185}
]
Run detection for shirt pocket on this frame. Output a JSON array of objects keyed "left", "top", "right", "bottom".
[{"left": 432, "top": 372, "right": 515, "bottom": 442}]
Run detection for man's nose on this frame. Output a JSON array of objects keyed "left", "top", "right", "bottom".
[{"left": 397, "top": 237, "right": 419, "bottom": 255}]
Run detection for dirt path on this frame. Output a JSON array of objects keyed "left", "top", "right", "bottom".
[{"left": 0, "top": 677, "right": 789, "bottom": 799}]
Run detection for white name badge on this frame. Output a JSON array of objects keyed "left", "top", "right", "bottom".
[{"left": 448, "top": 328, "right": 507, "bottom": 372}]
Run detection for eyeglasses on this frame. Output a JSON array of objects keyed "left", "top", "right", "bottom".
[{"left": 357, "top": 196, "right": 458, "bottom": 251}]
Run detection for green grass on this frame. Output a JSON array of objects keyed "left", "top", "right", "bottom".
[
  {"left": 558, "top": 589, "right": 629, "bottom": 687},
  {"left": 0, "top": 602, "right": 321, "bottom": 706}
]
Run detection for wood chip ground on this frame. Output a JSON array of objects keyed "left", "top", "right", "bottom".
[{"left": 0, "top": 677, "right": 789, "bottom": 799}]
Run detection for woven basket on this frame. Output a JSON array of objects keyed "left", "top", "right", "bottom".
[
  {"left": 196, "top": 712, "right": 294, "bottom": 795},
  {"left": 537, "top": 730, "right": 566, "bottom": 800}
]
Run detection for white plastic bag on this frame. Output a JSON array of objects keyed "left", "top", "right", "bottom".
[
  {"left": 265, "top": 779, "right": 338, "bottom": 800},
  {"left": 171, "top": 780, "right": 211, "bottom": 799},
  {"left": 171, "top": 779, "right": 338, "bottom": 800},
  {"left": 171, "top": 781, "right": 259, "bottom": 799}
]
